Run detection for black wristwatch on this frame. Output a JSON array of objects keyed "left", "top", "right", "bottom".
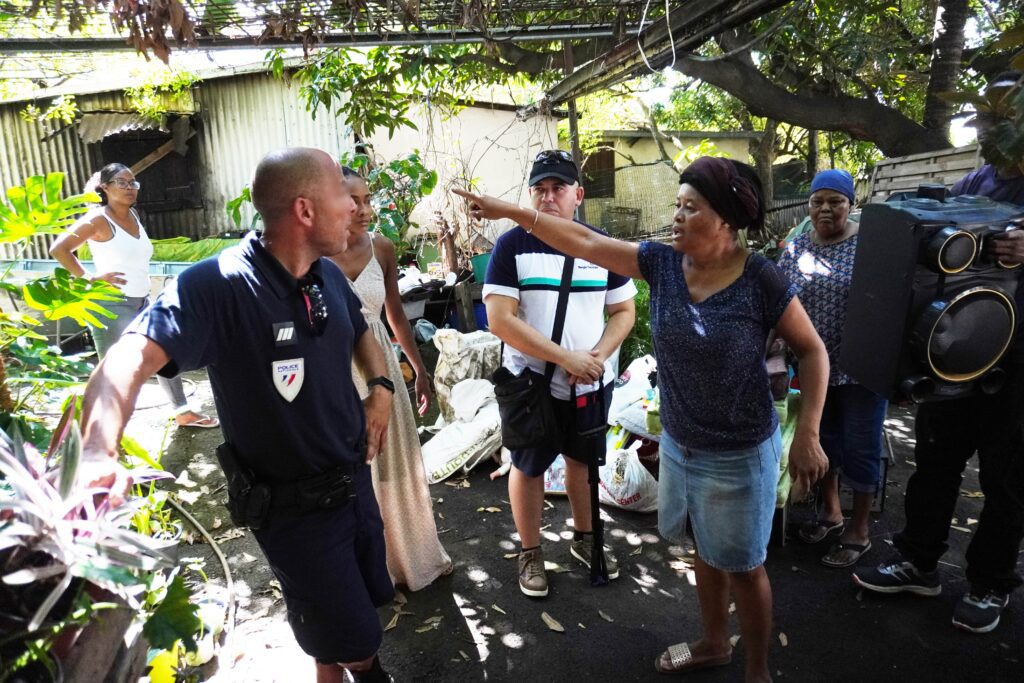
[{"left": 367, "top": 376, "right": 396, "bottom": 394}]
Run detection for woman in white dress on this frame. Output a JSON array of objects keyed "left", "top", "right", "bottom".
[{"left": 329, "top": 167, "right": 452, "bottom": 591}]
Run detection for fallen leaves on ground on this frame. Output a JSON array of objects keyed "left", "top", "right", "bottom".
[
  {"left": 730, "top": 635, "right": 741, "bottom": 647},
  {"left": 544, "top": 561, "right": 571, "bottom": 574},
  {"left": 541, "top": 612, "right": 565, "bottom": 632},
  {"left": 445, "top": 478, "right": 471, "bottom": 489},
  {"left": 211, "top": 518, "right": 222, "bottom": 529},
  {"left": 476, "top": 506, "right": 502, "bottom": 513},
  {"left": 952, "top": 525, "right": 971, "bottom": 533},
  {"left": 598, "top": 610, "right": 614, "bottom": 622},
  {"left": 415, "top": 615, "right": 444, "bottom": 633},
  {"left": 503, "top": 553, "right": 518, "bottom": 560},
  {"left": 214, "top": 528, "right": 246, "bottom": 543},
  {"left": 779, "top": 632, "right": 789, "bottom": 647},
  {"left": 630, "top": 545, "right": 643, "bottom": 556},
  {"left": 491, "top": 604, "right": 506, "bottom": 615},
  {"left": 960, "top": 490, "right": 985, "bottom": 498}
]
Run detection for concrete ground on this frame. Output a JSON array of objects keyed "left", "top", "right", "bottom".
[{"left": 128, "top": 374, "right": 1023, "bottom": 683}]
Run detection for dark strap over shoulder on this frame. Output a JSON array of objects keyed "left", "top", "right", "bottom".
[
  {"left": 498, "top": 254, "right": 576, "bottom": 379},
  {"left": 544, "top": 255, "right": 576, "bottom": 382}
]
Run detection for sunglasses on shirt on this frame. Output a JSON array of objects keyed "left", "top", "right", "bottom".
[{"left": 300, "top": 279, "right": 328, "bottom": 336}]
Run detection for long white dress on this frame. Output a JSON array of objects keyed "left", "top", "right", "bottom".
[{"left": 349, "top": 235, "right": 452, "bottom": 590}]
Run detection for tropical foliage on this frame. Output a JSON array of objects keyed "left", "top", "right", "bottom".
[{"left": 0, "top": 174, "right": 202, "bottom": 678}]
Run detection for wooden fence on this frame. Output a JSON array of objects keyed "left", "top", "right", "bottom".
[{"left": 868, "top": 143, "right": 982, "bottom": 202}]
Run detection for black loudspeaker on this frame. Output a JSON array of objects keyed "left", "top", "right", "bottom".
[{"left": 839, "top": 192, "right": 1024, "bottom": 402}]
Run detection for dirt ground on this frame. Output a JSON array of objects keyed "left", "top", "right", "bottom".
[{"left": 125, "top": 371, "right": 1024, "bottom": 683}]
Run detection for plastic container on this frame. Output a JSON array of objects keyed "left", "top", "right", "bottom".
[{"left": 470, "top": 252, "right": 491, "bottom": 281}]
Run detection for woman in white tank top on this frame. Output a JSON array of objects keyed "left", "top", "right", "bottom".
[{"left": 50, "top": 163, "right": 219, "bottom": 429}]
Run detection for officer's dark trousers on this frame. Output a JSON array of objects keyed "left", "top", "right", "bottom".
[{"left": 894, "top": 362, "right": 1024, "bottom": 594}]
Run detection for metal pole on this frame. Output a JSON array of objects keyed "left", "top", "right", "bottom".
[{"left": 563, "top": 40, "right": 587, "bottom": 223}]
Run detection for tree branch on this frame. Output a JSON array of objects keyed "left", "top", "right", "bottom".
[{"left": 673, "top": 52, "right": 953, "bottom": 157}]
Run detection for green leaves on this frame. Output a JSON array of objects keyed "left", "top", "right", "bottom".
[
  {"left": 143, "top": 576, "right": 201, "bottom": 651},
  {"left": 0, "top": 173, "right": 98, "bottom": 243},
  {"left": 340, "top": 151, "right": 438, "bottom": 250},
  {"left": 225, "top": 186, "right": 259, "bottom": 229},
  {"left": 289, "top": 44, "right": 510, "bottom": 138},
  {"left": 21, "top": 268, "right": 121, "bottom": 328}
]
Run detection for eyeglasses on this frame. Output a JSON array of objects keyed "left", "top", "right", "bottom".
[
  {"left": 299, "top": 279, "right": 328, "bottom": 336},
  {"left": 534, "top": 150, "right": 574, "bottom": 164},
  {"left": 107, "top": 179, "right": 141, "bottom": 190}
]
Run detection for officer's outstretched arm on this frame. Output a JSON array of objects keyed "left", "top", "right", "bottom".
[{"left": 77, "top": 333, "right": 172, "bottom": 505}]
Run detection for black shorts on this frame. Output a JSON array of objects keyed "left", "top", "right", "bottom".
[
  {"left": 511, "top": 383, "right": 613, "bottom": 478},
  {"left": 252, "top": 466, "right": 393, "bottom": 664}
]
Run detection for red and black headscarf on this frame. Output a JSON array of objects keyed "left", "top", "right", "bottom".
[{"left": 678, "top": 157, "right": 765, "bottom": 233}]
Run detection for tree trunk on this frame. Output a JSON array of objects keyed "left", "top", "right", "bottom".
[
  {"left": 807, "top": 130, "right": 819, "bottom": 177},
  {"left": 751, "top": 119, "right": 778, "bottom": 201},
  {"left": 0, "top": 356, "right": 14, "bottom": 413},
  {"left": 922, "top": 0, "right": 972, "bottom": 136}
]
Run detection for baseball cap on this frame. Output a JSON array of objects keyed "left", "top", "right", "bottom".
[{"left": 529, "top": 149, "right": 580, "bottom": 187}]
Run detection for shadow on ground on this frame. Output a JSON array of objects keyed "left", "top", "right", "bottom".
[{"left": 126, "top": 375, "right": 1023, "bottom": 682}]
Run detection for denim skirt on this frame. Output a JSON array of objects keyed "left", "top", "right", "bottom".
[{"left": 658, "top": 426, "right": 782, "bottom": 572}]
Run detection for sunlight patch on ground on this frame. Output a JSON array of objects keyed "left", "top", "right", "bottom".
[{"left": 453, "top": 592, "right": 493, "bottom": 663}]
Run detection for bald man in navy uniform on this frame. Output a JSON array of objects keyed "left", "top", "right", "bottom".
[{"left": 78, "top": 148, "right": 397, "bottom": 682}]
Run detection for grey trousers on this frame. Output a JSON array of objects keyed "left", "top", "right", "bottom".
[{"left": 88, "top": 297, "right": 189, "bottom": 411}]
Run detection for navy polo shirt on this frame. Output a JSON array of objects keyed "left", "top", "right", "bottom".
[{"left": 129, "top": 232, "right": 369, "bottom": 481}]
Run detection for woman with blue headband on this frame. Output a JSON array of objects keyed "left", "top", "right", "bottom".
[{"left": 778, "top": 169, "right": 887, "bottom": 568}]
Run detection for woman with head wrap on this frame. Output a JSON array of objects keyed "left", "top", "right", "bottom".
[
  {"left": 778, "top": 170, "right": 887, "bottom": 568},
  {"left": 454, "top": 157, "right": 829, "bottom": 682}
]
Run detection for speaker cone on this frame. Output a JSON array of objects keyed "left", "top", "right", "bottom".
[
  {"left": 924, "top": 227, "right": 977, "bottom": 274},
  {"left": 913, "top": 287, "right": 1015, "bottom": 382}
]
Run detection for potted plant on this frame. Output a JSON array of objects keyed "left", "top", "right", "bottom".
[{"left": 0, "top": 414, "right": 187, "bottom": 680}]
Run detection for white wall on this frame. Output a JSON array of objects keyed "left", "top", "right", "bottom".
[{"left": 366, "top": 103, "right": 559, "bottom": 251}]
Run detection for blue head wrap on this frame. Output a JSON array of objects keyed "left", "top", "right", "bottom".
[{"left": 810, "top": 169, "right": 856, "bottom": 203}]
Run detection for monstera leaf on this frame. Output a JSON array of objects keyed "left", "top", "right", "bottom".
[
  {"left": 0, "top": 172, "right": 99, "bottom": 243},
  {"left": 21, "top": 268, "right": 121, "bottom": 327}
]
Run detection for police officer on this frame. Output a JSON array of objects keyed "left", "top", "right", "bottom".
[{"left": 77, "top": 148, "right": 397, "bottom": 682}]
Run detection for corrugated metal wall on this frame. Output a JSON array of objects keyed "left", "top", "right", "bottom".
[
  {"left": 193, "top": 72, "right": 353, "bottom": 233},
  {"left": 0, "top": 73, "right": 353, "bottom": 257}
]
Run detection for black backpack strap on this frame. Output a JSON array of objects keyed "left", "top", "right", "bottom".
[{"left": 544, "top": 255, "right": 576, "bottom": 382}]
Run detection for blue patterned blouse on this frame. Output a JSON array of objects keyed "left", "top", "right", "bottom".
[
  {"left": 777, "top": 231, "right": 858, "bottom": 386},
  {"left": 637, "top": 242, "right": 797, "bottom": 451}
]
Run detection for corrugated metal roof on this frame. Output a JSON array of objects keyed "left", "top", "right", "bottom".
[{"left": 76, "top": 112, "right": 163, "bottom": 144}]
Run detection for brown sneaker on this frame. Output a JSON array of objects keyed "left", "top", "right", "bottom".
[{"left": 518, "top": 547, "right": 548, "bottom": 597}]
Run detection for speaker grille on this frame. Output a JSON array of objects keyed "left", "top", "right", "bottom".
[
  {"left": 937, "top": 231, "right": 976, "bottom": 273},
  {"left": 920, "top": 287, "right": 1015, "bottom": 382}
]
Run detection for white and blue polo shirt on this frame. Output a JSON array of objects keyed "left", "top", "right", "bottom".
[{"left": 483, "top": 223, "right": 637, "bottom": 400}]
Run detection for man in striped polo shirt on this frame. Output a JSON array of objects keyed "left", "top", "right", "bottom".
[{"left": 483, "top": 150, "right": 637, "bottom": 598}]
